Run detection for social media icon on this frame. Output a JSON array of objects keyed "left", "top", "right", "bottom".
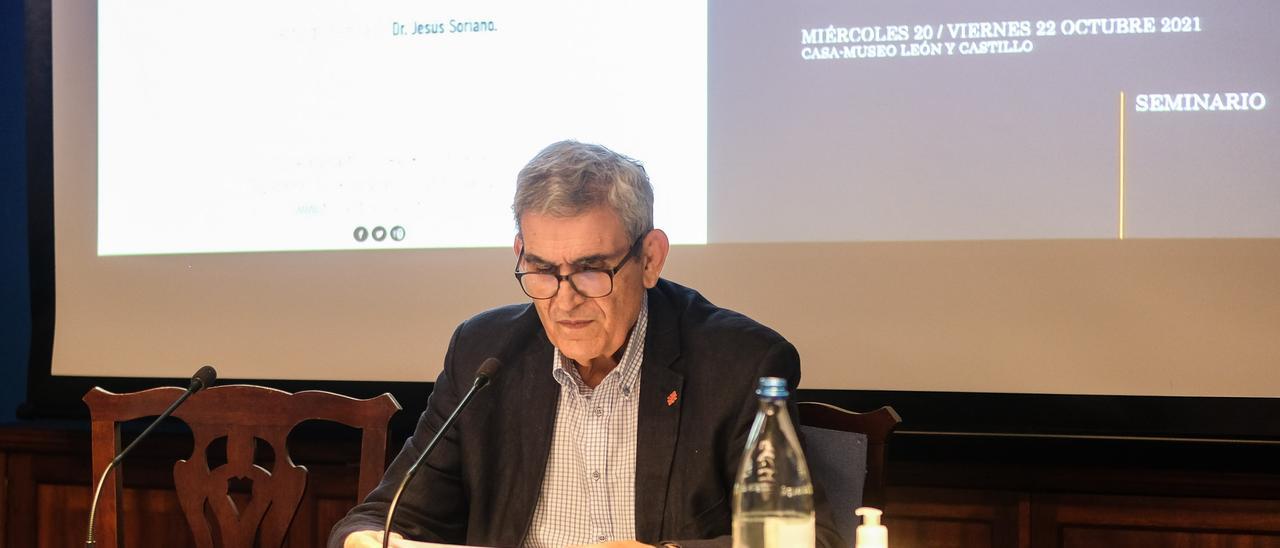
[
  {"left": 390, "top": 226, "right": 406, "bottom": 241},
  {"left": 353, "top": 226, "right": 369, "bottom": 242},
  {"left": 372, "top": 226, "right": 387, "bottom": 241}
]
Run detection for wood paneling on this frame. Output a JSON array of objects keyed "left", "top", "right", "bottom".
[
  {"left": 37, "top": 484, "right": 195, "bottom": 548},
  {"left": 1032, "top": 494, "right": 1280, "bottom": 548},
  {"left": 315, "top": 497, "right": 357, "bottom": 541},
  {"left": 878, "top": 489, "right": 1280, "bottom": 548},
  {"left": 2, "top": 424, "right": 364, "bottom": 547},
  {"left": 892, "top": 518, "right": 995, "bottom": 548},
  {"left": 6, "top": 451, "right": 41, "bottom": 548},
  {"left": 1060, "top": 528, "right": 1280, "bottom": 548},
  {"left": 6, "top": 424, "right": 1280, "bottom": 548},
  {"left": 0, "top": 451, "right": 7, "bottom": 542},
  {"left": 887, "top": 487, "right": 1029, "bottom": 548}
]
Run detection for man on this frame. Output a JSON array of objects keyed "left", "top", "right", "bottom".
[{"left": 332, "top": 141, "right": 841, "bottom": 547}]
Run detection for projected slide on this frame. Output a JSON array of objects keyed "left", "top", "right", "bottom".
[
  {"left": 97, "top": 0, "right": 707, "bottom": 255},
  {"left": 710, "top": 0, "right": 1279, "bottom": 242},
  {"left": 97, "top": 0, "right": 1279, "bottom": 255}
]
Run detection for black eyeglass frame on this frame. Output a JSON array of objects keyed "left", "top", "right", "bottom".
[{"left": 513, "top": 233, "right": 647, "bottom": 300}]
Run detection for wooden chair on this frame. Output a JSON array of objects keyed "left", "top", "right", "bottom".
[
  {"left": 84, "top": 385, "right": 401, "bottom": 548},
  {"left": 798, "top": 401, "right": 901, "bottom": 536}
]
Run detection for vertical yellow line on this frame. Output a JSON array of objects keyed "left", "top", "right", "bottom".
[{"left": 1118, "top": 91, "right": 1126, "bottom": 240}]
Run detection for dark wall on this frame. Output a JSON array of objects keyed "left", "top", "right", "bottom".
[{"left": 2, "top": 0, "right": 32, "bottom": 422}]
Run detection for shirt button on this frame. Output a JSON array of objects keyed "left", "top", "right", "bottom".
[
  {"left": 592, "top": 470, "right": 601, "bottom": 481},
  {"left": 594, "top": 406, "right": 604, "bottom": 416},
  {"left": 597, "top": 536, "right": 607, "bottom": 542}
]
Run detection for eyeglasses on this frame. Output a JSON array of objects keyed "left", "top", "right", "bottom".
[{"left": 514, "top": 235, "right": 645, "bottom": 300}]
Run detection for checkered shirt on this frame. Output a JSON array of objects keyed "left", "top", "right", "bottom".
[{"left": 523, "top": 300, "right": 648, "bottom": 547}]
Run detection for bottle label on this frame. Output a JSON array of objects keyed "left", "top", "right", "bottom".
[
  {"left": 737, "top": 483, "right": 814, "bottom": 497},
  {"left": 780, "top": 485, "right": 814, "bottom": 497},
  {"left": 755, "top": 439, "right": 777, "bottom": 484}
]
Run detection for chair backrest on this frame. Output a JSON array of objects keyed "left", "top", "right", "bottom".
[
  {"left": 798, "top": 402, "right": 901, "bottom": 540},
  {"left": 84, "top": 385, "right": 401, "bottom": 548}
]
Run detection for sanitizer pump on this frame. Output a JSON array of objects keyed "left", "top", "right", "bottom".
[{"left": 854, "top": 507, "right": 887, "bottom": 548}]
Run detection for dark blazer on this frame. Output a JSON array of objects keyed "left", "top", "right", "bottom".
[{"left": 330, "top": 279, "right": 843, "bottom": 548}]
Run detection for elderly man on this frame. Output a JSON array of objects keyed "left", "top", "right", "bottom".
[{"left": 332, "top": 141, "right": 841, "bottom": 548}]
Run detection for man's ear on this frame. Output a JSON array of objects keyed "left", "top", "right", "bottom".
[
  {"left": 513, "top": 234, "right": 522, "bottom": 259},
  {"left": 641, "top": 229, "right": 670, "bottom": 288}
]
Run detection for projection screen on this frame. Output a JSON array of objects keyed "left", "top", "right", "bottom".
[{"left": 45, "top": 0, "right": 1280, "bottom": 402}]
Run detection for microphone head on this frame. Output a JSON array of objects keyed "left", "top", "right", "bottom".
[
  {"left": 190, "top": 365, "right": 218, "bottom": 392},
  {"left": 475, "top": 358, "right": 503, "bottom": 387}
]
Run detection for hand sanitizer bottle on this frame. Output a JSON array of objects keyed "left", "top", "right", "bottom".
[{"left": 855, "top": 507, "right": 888, "bottom": 548}]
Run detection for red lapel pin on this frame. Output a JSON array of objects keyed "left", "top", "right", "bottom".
[{"left": 666, "top": 390, "right": 678, "bottom": 406}]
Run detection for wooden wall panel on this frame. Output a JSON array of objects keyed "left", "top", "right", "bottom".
[
  {"left": 891, "top": 517, "right": 996, "bottom": 548},
  {"left": 35, "top": 483, "right": 89, "bottom": 548},
  {"left": 1060, "top": 527, "right": 1280, "bottom": 548},
  {"left": 7, "top": 425, "right": 1280, "bottom": 548},
  {"left": 315, "top": 497, "right": 357, "bottom": 541},
  {"left": 284, "top": 490, "right": 320, "bottom": 548},
  {"left": 1032, "top": 494, "right": 1280, "bottom": 548},
  {"left": 286, "top": 460, "right": 361, "bottom": 547},
  {"left": 5, "top": 451, "right": 40, "bottom": 548},
  {"left": 1, "top": 425, "right": 365, "bottom": 547},
  {"left": 887, "top": 487, "right": 1029, "bottom": 548},
  {"left": 0, "top": 451, "right": 7, "bottom": 545},
  {"left": 36, "top": 482, "right": 360, "bottom": 548},
  {"left": 37, "top": 484, "right": 195, "bottom": 548}
]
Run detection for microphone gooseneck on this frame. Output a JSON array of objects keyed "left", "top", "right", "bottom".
[
  {"left": 382, "top": 358, "right": 503, "bottom": 548},
  {"left": 85, "top": 365, "right": 218, "bottom": 547}
]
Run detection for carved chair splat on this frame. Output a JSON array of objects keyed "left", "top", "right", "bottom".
[{"left": 85, "top": 384, "right": 400, "bottom": 548}]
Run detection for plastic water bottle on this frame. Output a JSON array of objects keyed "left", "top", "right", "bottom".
[{"left": 732, "top": 377, "right": 815, "bottom": 548}]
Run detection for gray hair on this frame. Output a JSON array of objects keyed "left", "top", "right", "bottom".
[{"left": 512, "top": 140, "right": 654, "bottom": 242}]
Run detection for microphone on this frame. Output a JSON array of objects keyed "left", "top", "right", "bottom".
[
  {"left": 85, "top": 365, "right": 218, "bottom": 547},
  {"left": 381, "top": 358, "right": 502, "bottom": 548}
]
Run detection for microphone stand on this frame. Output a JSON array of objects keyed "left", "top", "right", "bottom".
[
  {"left": 382, "top": 359, "right": 499, "bottom": 548},
  {"left": 85, "top": 367, "right": 216, "bottom": 547}
]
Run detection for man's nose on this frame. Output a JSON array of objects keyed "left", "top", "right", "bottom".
[{"left": 552, "top": 277, "right": 586, "bottom": 310}]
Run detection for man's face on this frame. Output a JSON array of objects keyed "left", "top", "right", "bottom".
[{"left": 515, "top": 207, "right": 665, "bottom": 368}]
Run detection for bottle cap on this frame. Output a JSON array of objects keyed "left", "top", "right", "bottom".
[
  {"left": 855, "top": 507, "right": 887, "bottom": 548},
  {"left": 756, "top": 377, "right": 789, "bottom": 399}
]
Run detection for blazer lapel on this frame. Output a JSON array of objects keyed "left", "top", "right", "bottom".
[
  {"left": 634, "top": 288, "right": 684, "bottom": 541},
  {"left": 503, "top": 334, "right": 559, "bottom": 546}
]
